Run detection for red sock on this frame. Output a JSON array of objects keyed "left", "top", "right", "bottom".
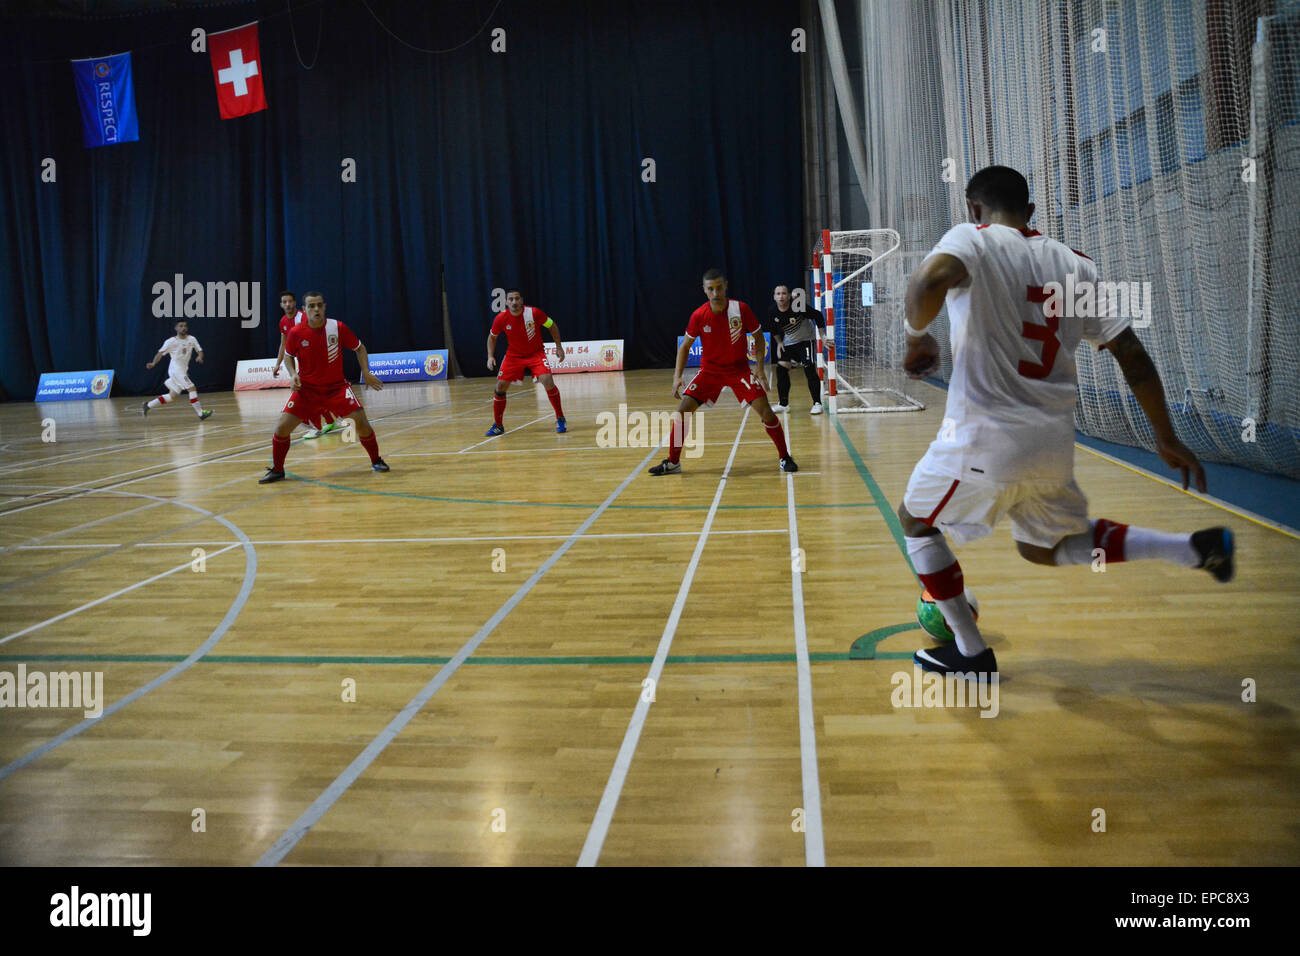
[
  {"left": 1093, "top": 518, "right": 1129, "bottom": 563},
  {"left": 765, "top": 419, "right": 789, "bottom": 458},
  {"left": 360, "top": 433, "right": 380, "bottom": 464},
  {"left": 917, "top": 561, "right": 965, "bottom": 601},
  {"left": 271, "top": 434, "right": 290, "bottom": 470},
  {"left": 668, "top": 412, "right": 688, "bottom": 464},
  {"left": 546, "top": 386, "right": 565, "bottom": 419},
  {"left": 493, "top": 393, "right": 507, "bottom": 426}
]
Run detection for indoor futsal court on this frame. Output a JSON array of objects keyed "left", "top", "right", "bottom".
[
  {"left": 0, "top": 373, "right": 1296, "bottom": 866},
  {"left": 1, "top": 0, "right": 1298, "bottom": 882}
]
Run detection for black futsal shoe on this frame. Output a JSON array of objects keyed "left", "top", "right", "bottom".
[
  {"left": 1191, "top": 527, "right": 1234, "bottom": 582},
  {"left": 913, "top": 643, "right": 998, "bottom": 680}
]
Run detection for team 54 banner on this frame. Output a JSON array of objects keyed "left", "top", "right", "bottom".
[
  {"left": 35, "top": 370, "right": 115, "bottom": 402},
  {"left": 541, "top": 340, "right": 623, "bottom": 373},
  {"left": 677, "top": 333, "right": 770, "bottom": 368},
  {"left": 71, "top": 53, "right": 139, "bottom": 148}
]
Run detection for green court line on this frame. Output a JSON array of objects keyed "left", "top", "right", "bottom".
[
  {"left": 831, "top": 415, "right": 918, "bottom": 579},
  {"left": 284, "top": 472, "right": 874, "bottom": 511},
  {"left": 0, "top": 652, "right": 857, "bottom": 666},
  {"left": 849, "top": 623, "right": 925, "bottom": 660}
]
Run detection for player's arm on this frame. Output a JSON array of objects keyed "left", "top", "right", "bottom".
[
  {"left": 902, "top": 253, "right": 967, "bottom": 379},
  {"left": 673, "top": 334, "right": 695, "bottom": 399},
  {"left": 1103, "top": 327, "right": 1206, "bottom": 491},
  {"left": 273, "top": 333, "right": 288, "bottom": 376},
  {"left": 544, "top": 317, "right": 564, "bottom": 363},
  {"left": 486, "top": 331, "right": 498, "bottom": 371},
  {"left": 283, "top": 352, "right": 300, "bottom": 390},
  {"left": 751, "top": 327, "right": 767, "bottom": 385},
  {"left": 145, "top": 349, "right": 166, "bottom": 369},
  {"left": 194, "top": 349, "right": 204, "bottom": 365},
  {"left": 354, "top": 342, "right": 383, "bottom": 391}
]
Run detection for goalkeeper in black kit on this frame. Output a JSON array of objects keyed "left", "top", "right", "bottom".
[{"left": 767, "top": 284, "right": 825, "bottom": 413}]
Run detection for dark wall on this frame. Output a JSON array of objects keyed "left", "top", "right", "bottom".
[{"left": 0, "top": 0, "right": 803, "bottom": 399}]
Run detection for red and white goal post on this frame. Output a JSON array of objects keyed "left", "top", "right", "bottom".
[{"left": 812, "top": 228, "right": 925, "bottom": 414}]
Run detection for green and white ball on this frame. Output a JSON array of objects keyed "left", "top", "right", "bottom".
[{"left": 916, "top": 589, "right": 980, "bottom": 642}]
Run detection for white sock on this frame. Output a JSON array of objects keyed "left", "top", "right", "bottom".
[
  {"left": 1052, "top": 530, "right": 1095, "bottom": 566},
  {"left": 1126, "top": 527, "right": 1198, "bottom": 566},
  {"left": 906, "top": 534, "right": 987, "bottom": 657},
  {"left": 189, "top": 391, "right": 204, "bottom": 415},
  {"left": 1053, "top": 520, "right": 1197, "bottom": 567}
]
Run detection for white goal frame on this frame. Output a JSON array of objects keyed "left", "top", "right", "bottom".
[{"left": 813, "top": 228, "right": 925, "bottom": 414}]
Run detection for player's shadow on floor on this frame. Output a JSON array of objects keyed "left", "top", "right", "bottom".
[
  {"left": 974, "top": 656, "right": 1296, "bottom": 858},
  {"left": 1004, "top": 654, "right": 1296, "bottom": 777}
]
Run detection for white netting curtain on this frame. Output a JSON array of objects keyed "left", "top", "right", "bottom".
[{"left": 848, "top": 0, "right": 1299, "bottom": 477}]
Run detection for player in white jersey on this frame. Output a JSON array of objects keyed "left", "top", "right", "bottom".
[
  {"left": 897, "top": 166, "right": 1233, "bottom": 679},
  {"left": 142, "top": 320, "right": 212, "bottom": 420}
]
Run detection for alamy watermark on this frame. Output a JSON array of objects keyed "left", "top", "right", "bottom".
[
  {"left": 0, "top": 665, "right": 104, "bottom": 718},
  {"left": 595, "top": 404, "right": 702, "bottom": 458},
  {"left": 151, "top": 273, "right": 261, "bottom": 328},
  {"left": 891, "top": 667, "right": 999, "bottom": 718},
  {"left": 50, "top": 886, "right": 150, "bottom": 935},
  {"left": 1038, "top": 274, "right": 1152, "bottom": 328}
]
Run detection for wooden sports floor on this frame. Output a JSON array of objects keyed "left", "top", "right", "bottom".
[{"left": 1, "top": 370, "right": 1296, "bottom": 866}]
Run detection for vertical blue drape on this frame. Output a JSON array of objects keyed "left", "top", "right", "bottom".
[{"left": 0, "top": 0, "right": 801, "bottom": 399}]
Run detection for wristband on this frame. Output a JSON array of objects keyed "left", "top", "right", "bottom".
[{"left": 904, "top": 318, "right": 928, "bottom": 340}]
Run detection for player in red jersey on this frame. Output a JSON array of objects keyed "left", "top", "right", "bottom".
[
  {"left": 485, "top": 289, "right": 567, "bottom": 436},
  {"left": 272, "top": 290, "right": 340, "bottom": 439},
  {"left": 259, "top": 291, "right": 389, "bottom": 483},
  {"left": 649, "top": 268, "right": 797, "bottom": 475}
]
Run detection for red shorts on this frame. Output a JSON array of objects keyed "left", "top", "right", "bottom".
[
  {"left": 683, "top": 368, "right": 766, "bottom": 407},
  {"left": 498, "top": 351, "right": 551, "bottom": 384},
  {"left": 284, "top": 383, "right": 362, "bottom": 427}
]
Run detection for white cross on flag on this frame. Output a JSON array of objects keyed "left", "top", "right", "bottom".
[{"left": 208, "top": 22, "right": 268, "bottom": 119}]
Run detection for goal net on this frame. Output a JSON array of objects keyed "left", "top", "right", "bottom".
[
  {"left": 812, "top": 228, "right": 924, "bottom": 413},
  {"left": 808, "top": 0, "right": 1300, "bottom": 476}
]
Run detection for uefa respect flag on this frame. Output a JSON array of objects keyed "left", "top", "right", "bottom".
[
  {"left": 208, "top": 22, "right": 268, "bottom": 119},
  {"left": 71, "top": 52, "right": 139, "bottom": 148}
]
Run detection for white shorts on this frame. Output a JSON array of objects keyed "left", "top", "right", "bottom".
[
  {"left": 903, "top": 451, "right": 1089, "bottom": 548},
  {"left": 164, "top": 373, "right": 194, "bottom": 393}
]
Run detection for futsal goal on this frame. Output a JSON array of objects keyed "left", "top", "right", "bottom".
[{"left": 812, "top": 228, "right": 925, "bottom": 414}]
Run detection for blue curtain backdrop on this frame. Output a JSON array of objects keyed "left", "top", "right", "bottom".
[{"left": 0, "top": 0, "right": 802, "bottom": 400}]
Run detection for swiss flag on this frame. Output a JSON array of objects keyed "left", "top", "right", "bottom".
[{"left": 208, "top": 22, "right": 268, "bottom": 119}]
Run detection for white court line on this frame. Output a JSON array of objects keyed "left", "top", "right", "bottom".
[
  {"left": 0, "top": 404, "right": 468, "bottom": 587},
  {"left": 456, "top": 415, "right": 550, "bottom": 453},
  {"left": 255, "top": 443, "right": 664, "bottom": 866},
  {"left": 0, "top": 542, "right": 241, "bottom": 647},
  {"left": 782, "top": 412, "right": 825, "bottom": 867},
  {"left": 196, "top": 439, "right": 776, "bottom": 462},
  {"left": 577, "top": 408, "right": 752, "bottom": 867},
  {"left": 0, "top": 387, "right": 487, "bottom": 518},
  {"left": 0, "top": 419, "right": 253, "bottom": 476},
  {"left": 11, "top": 529, "right": 790, "bottom": 549},
  {"left": 0, "top": 393, "right": 493, "bottom": 553},
  {"left": 0, "top": 492, "right": 259, "bottom": 784},
  {"left": 0, "top": 433, "right": 283, "bottom": 518}
]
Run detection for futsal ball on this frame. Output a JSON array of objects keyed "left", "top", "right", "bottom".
[{"left": 915, "top": 588, "right": 980, "bottom": 642}]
